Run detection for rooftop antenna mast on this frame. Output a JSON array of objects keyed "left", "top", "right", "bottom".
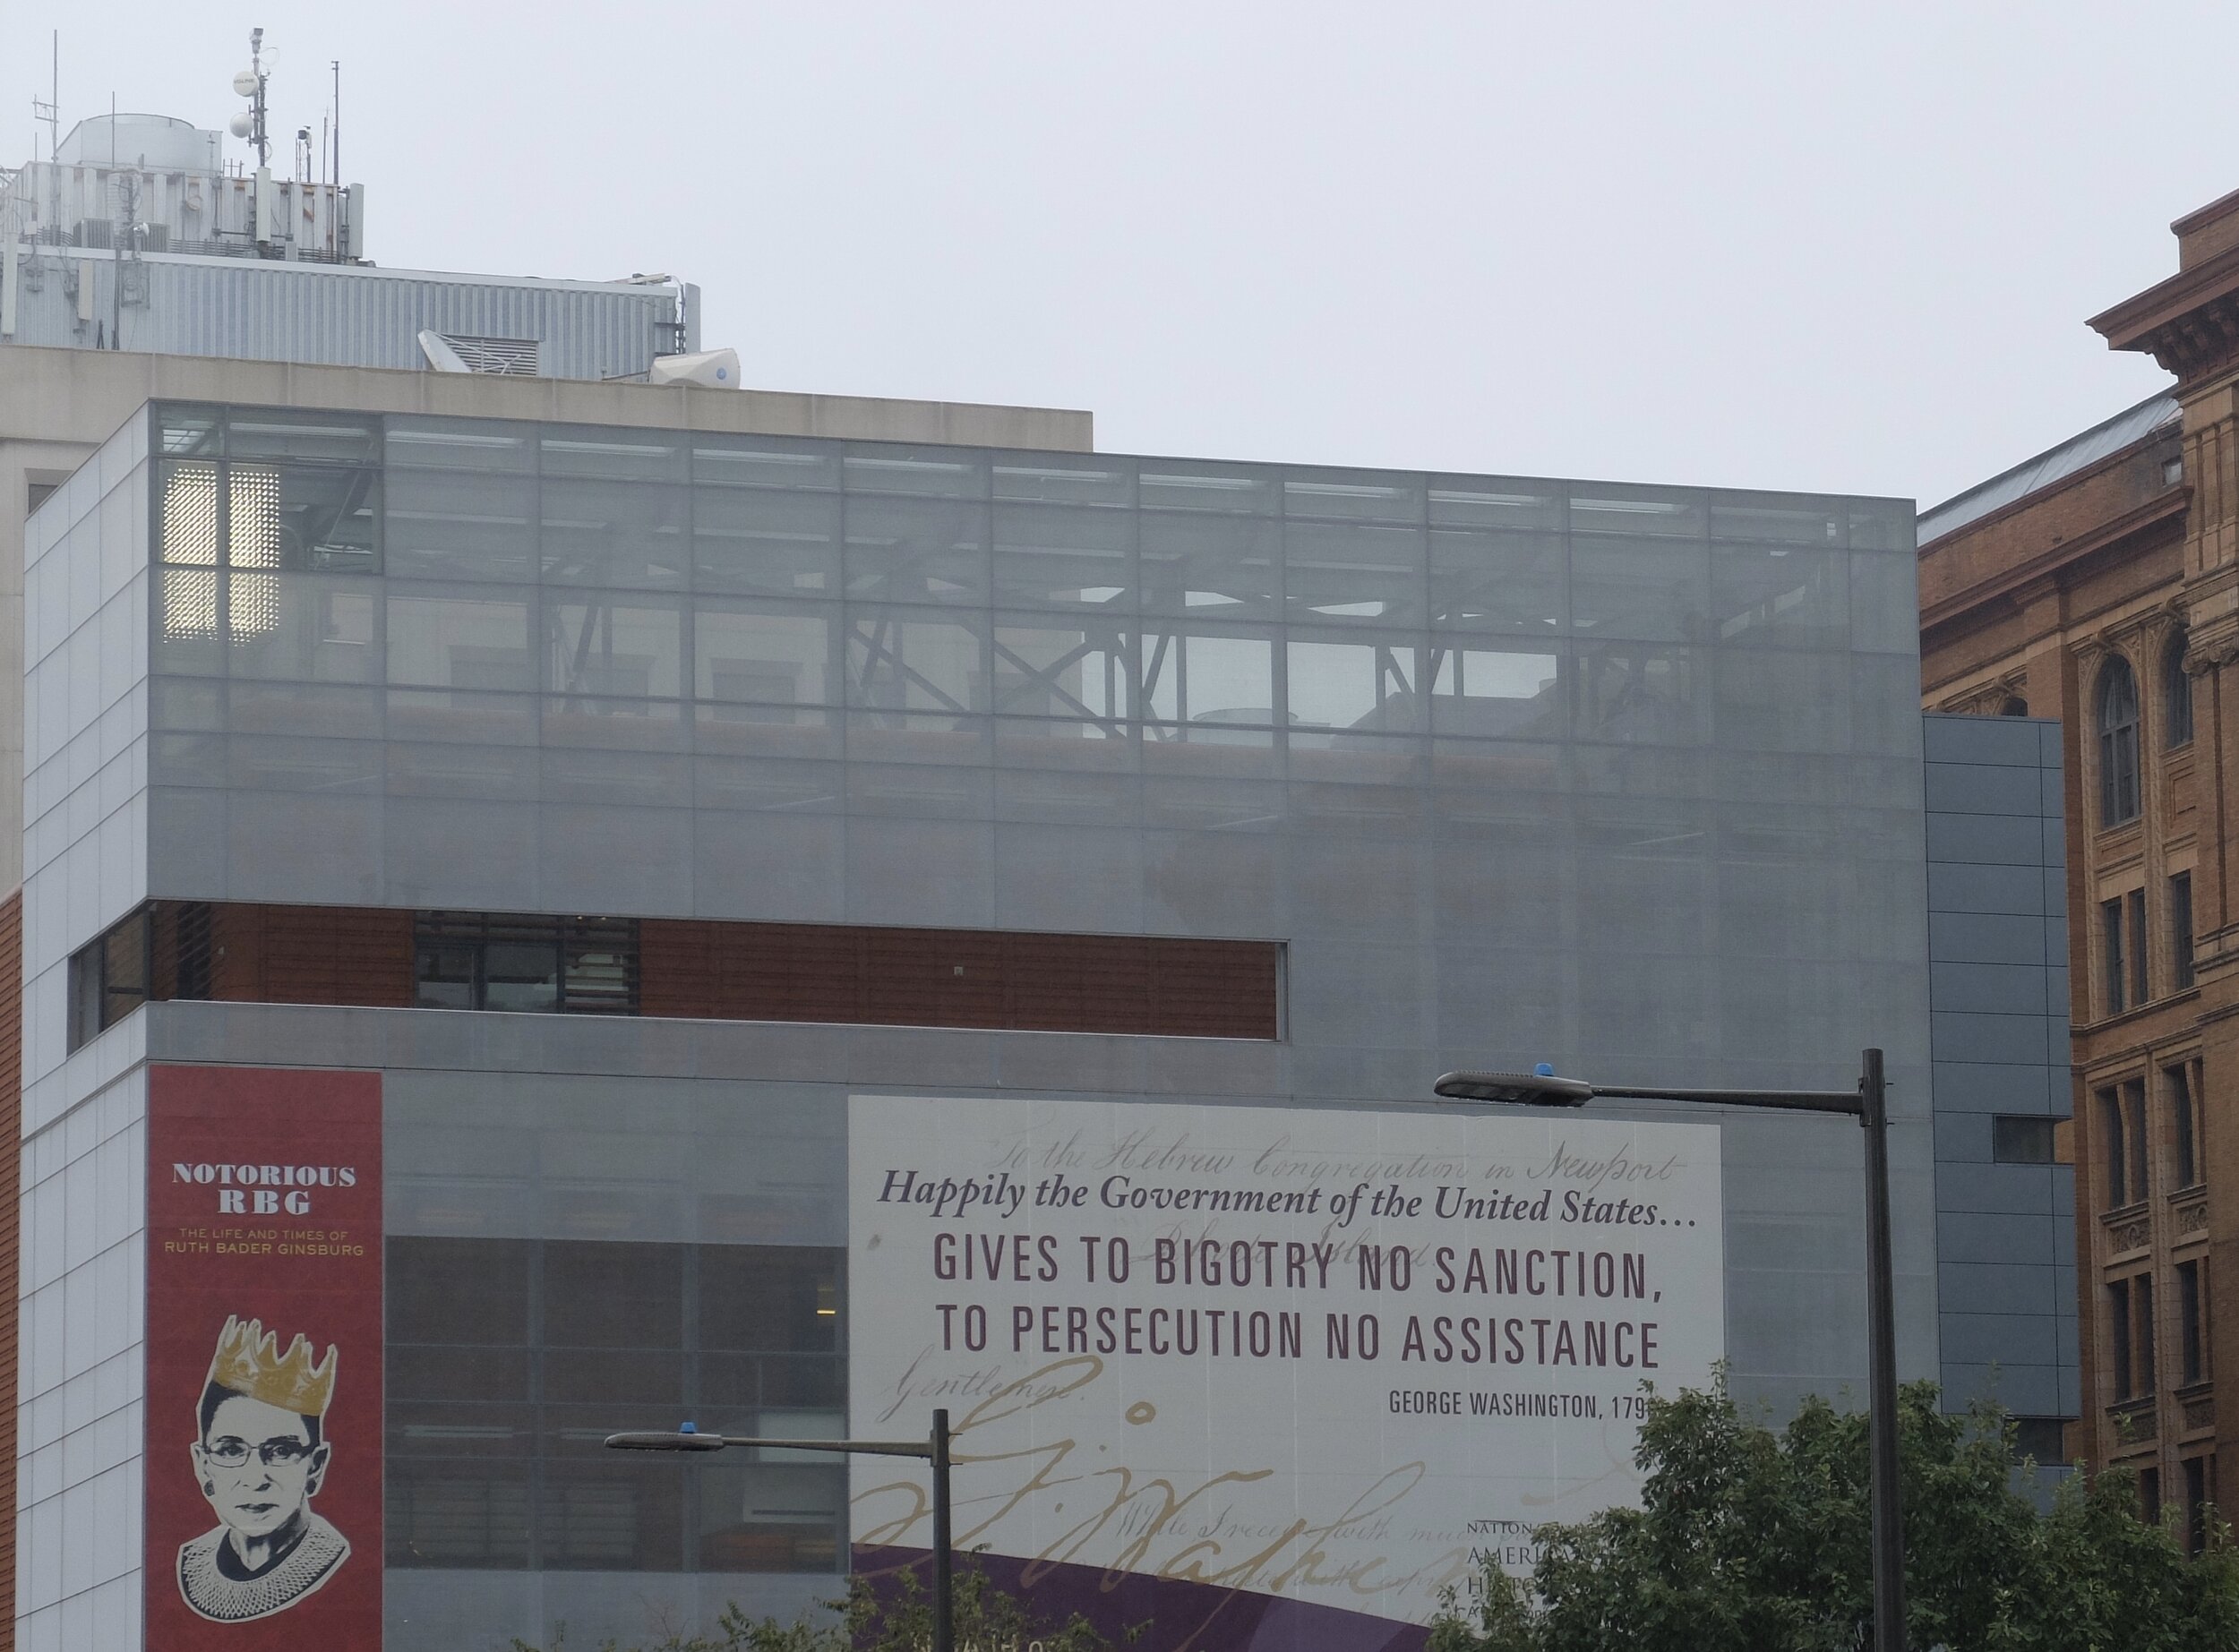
[
  {"left": 107, "top": 92, "right": 142, "bottom": 350},
  {"left": 231, "top": 30, "right": 270, "bottom": 167},
  {"left": 32, "top": 33, "right": 58, "bottom": 158},
  {"left": 325, "top": 58, "right": 340, "bottom": 258},
  {"left": 33, "top": 31, "right": 58, "bottom": 245}
]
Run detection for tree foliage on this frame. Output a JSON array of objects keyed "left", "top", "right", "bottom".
[
  {"left": 1428, "top": 1374, "right": 2239, "bottom": 1652},
  {"left": 510, "top": 1560, "right": 1121, "bottom": 1652}
]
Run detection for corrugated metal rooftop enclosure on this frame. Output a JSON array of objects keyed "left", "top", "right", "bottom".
[
  {"left": 0, "top": 110, "right": 696, "bottom": 381},
  {"left": 0, "top": 253, "right": 690, "bottom": 381}
]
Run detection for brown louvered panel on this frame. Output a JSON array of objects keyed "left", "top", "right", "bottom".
[
  {"left": 253, "top": 906, "right": 416, "bottom": 1006},
  {"left": 150, "top": 902, "right": 185, "bottom": 1001},
  {"left": 1149, "top": 938, "right": 1281, "bottom": 1040},
  {"left": 862, "top": 928, "right": 1008, "bottom": 1029},
  {"left": 646, "top": 921, "right": 1277, "bottom": 1035},
  {"left": 1002, "top": 931, "right": 1092, "bottom": 1031},
  {"left": 723, "top": 923, "right": 865, "bottom": 1023},
  {"left": 205, "top": 902, "right": 268, "bottom": 1001},
  {"left": 639, "top": 921, "right": 718, "bottom": 1019},
  {"left": 1006, "top": 933, "right": 1153, "bottom": 1033},
  {"left": 0, "top": 890, "right": 22, "bottom": 1652},
  {"left": 1078, "top": 934, "right": 1158, "bottom": 1033},
  {"left": 171, "top": 903, "right": 414, "bottom": 1007},
  {"left": 347, "top": 908, "right": 417, "bottom": 1006}
]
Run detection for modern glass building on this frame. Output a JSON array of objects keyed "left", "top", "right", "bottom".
[{"left": 21, "top": 397, "right": 1952, "bottom": 1650}]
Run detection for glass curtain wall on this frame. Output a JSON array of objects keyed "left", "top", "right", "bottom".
[
  {"left": 143, "top": 402, "right": 1922, "bottom": 1083},
  {"left": 134, "top": 403, "right": 1930, "bottom": 1596}
]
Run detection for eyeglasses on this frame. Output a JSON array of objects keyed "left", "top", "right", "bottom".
[{"left": 204, "top": 1436, "right": 316, "bottom": 1468}]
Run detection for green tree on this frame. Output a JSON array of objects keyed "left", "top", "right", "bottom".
[
  {"left": 510, "top": 1559, "right": 1124, "bottom": 1652},
  {"left": 1428, "top": 1374, "right": 2239, "bottom": 1652}
]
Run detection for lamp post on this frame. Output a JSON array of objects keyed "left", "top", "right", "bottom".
[
  {"left": 607, "top": 1408, "right": 955, "bottom": 1652},
  {"left": 1432, "top": 1048, "right": 1903, "bottom": 1652}
]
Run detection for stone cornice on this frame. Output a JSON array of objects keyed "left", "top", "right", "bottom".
[{"left": 2093, "top": 240, "right": 2239, "bottom": 383}]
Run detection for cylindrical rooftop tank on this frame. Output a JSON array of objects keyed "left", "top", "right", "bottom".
[{"left": 54, "top": 115, "right": 220, "bottom": 174}]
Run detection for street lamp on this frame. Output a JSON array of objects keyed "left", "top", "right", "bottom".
[
  {"left": 607, "top": 1408, "right": 956, "bottom": 1652},
  {"left": 1433, "top": 1048, "right": 1903, "bottom": 1652}
]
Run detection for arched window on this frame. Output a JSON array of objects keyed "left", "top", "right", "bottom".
[
  {"left": 2098, "top": 657, "right": 2141, "bottom": 826},
  {"left": 1999, "top": 696, "right": 2029, "bottom": 717},
  {"left": 2165, "top": 631, "right": 2194, "bottom": 749}
]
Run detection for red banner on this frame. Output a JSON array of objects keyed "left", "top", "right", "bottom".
[{"left": 145, "top": 1066, "right": 382, "bottom": 1651}]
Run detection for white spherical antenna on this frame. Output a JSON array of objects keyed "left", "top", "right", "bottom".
[
  {"left": 232, "top": 69, "right": 260, "bottom": 97},
  {"left": 228, "top": 112, "right": 254, "bottom": 138}
]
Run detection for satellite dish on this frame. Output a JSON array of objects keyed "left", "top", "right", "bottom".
[
  {"left": 416, "top": 330, "right": 473, "bottom": 373},
  {"left": 228, "top": 113, "right": 254, "bottom": 139},
  {"left": 232, "top": 69, "right": 260, "bottom": 96}
]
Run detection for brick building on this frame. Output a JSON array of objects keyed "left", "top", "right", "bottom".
[{"left": 1917, "top": 187, "right": 2239, "bottom": 1534}]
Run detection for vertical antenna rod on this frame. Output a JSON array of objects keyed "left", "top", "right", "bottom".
[
  {"left": 39, "top": 33, "right": 57, "bottom": 157},
  {"left": 109, "top": 92, "right": 119, "bottom": 349},
  {"left": 249, "top": 30, "right": 269, "bottom": 167},
  {"left": 34, "top": 32, "right": 60, "bottom": 244}
]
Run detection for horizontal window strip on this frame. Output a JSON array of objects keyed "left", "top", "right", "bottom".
[{"left": 75, "top": 901, "right": 1281, "bottom": 1044}]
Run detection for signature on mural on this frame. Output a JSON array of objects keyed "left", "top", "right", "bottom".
[{"left": 857, "top": 1352, "right": 1478, "bottom": 1632}]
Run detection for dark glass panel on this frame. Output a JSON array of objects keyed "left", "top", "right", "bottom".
[
  {"left": 695, "top": 1461, "right": 845, "bottom": 1572},
  {"left": 536, "top": 1460, "right": 685, "bottom": 1571},
  {"left": 386, "top": 1398, "right": 535, "bottom": 1457},
  {"left": 386, "top": 1460, "right": 532, "bottom": 1568},
  {"left": 388, "top": 1237, "right": 531, "bottom": 1344},
  {"left": 545, "top": 1240, "right": 684, "bottom": 1348},
  {"left": 388, "top": 1345, "right": 533, "bottom": 1404},
  {"left": 541, "top": 1348, "right": 685, "bottom": 1406},
  {"left": 1990, "top": 1116, "right": 2055, "bottom": 1164},
  {"left": 700, "top": 1245, "right": 844, "bottom": 1353}
]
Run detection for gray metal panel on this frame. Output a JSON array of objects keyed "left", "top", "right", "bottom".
[
  {"left": 1922, "top": 711, "right": 2078, "bottom": 1432},
  {"left": 1, "top": 253, "right": 674, "bottom": 380}
]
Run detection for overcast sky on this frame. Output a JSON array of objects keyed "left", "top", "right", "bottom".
[{"left": 3, "top": 3, "right": 2228, "bottom": 507}]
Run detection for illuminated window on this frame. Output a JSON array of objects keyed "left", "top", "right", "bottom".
[{"left": 155, "top": 415, "right": 381, "bottom": 646}]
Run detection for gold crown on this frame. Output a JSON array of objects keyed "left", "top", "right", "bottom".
[{"left": 205, "top": 1316, "right": 338, "bottom": 1418}]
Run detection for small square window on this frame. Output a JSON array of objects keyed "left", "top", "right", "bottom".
[
  {"left": 2010, "top": 1417, "right": 2068, "bottom": 1465},
  {"left": 65, "top": 908, "right": 154, "bottom": 1052},
  {"left": 1992, "top": 1116, "right": 2056, "bottom": 1164}
]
